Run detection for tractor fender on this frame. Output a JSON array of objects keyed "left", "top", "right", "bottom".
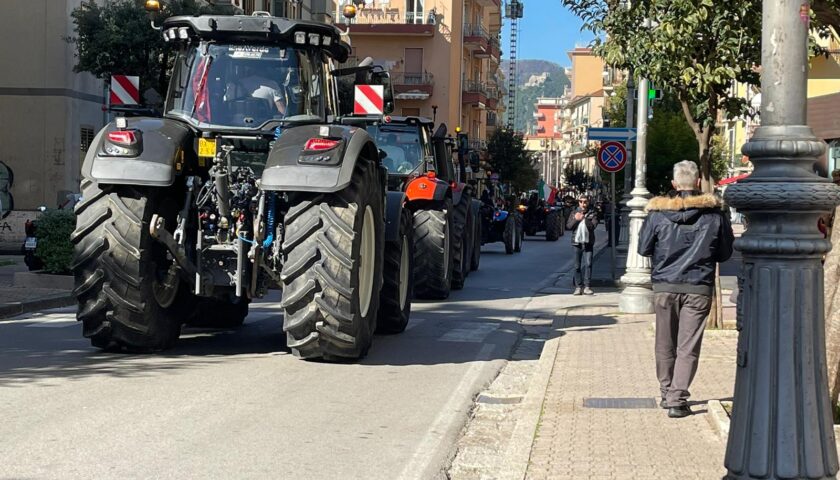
[
  {"left": 405, "top": 176, "right": 449, "bottom": 203},
  {"left": 261, "top": 125, "right": 379, "bottom": 193},
  {"left": 84, "top": 117, "right": 191, "bottom": 187},
  {"left": 384, "top": 191, "right": 406, "bottom": 242}
]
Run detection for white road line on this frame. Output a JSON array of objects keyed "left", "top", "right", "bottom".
[
  {"left": 25, "top": 321, "right": 78, "bottom": 328},
  {"left": 438, "top": 322, "right": 498, "bottom": 343},
  {"left": 397, "top": 343, "right": 497, "bottom": 480}
]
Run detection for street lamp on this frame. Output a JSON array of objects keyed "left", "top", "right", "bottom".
[{"left": 723, "top": 1, "right": 840, "bottom": 478}]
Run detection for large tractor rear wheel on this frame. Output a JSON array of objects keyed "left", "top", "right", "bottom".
[
  {"left": 503, "top": 216, "right": 515, "bottom": 255},
  {"left": 72, "top": 180, "right": 186, "bottom": 351},
  {"left": 545, "top": 211, "right": 563, "bottom": 242},
  {"left": 451, "top": 197, "right": 471, "bottom": 290},
  {"left": 470, "top": 200, "right": 481, "bottom": 272},
  {"left": 280, "top": 158, "right": 384, "bottom": 360},
  {"left": 413, "top": 202, "right": 453, "bottom": 300},
  {"left": 377, "top": 208, "right": 413, "bottom": 333}
]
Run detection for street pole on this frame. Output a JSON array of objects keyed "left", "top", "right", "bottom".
[
  {"left": 723, "top": 1, "right": 840, "bottom": 478},
  {"left": 610, "top": 171, "right": 616, "bottom": 281},
  {"left": 618, "top": 72, "right": 653, "bottom": 314},
  {"left": 617, "top": 69, "right": 635, "bottom": 253}
]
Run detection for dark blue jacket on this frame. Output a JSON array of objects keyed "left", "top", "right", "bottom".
[{"left": 638, "top": 191, "right": 734, "bottom": 296}]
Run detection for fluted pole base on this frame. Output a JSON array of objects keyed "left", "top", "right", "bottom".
[
  {"left": 724, "top": 126, "right": 840, "bottom": 480},
  {"left": 619, "top": 188, "right": 653, "bottom": 314}
]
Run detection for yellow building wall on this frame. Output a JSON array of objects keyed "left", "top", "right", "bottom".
[{"left": 569, "top": 51, "right": 605, "bottom": 98}]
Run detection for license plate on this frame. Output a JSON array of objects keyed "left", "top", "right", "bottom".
[
  {"left": 198, "top": 138, "right": 217, "bottom": 158},
  {"left": 24, "top": 238, "right": 37, "bottom": 250}
]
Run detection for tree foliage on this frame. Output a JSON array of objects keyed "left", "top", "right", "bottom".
[
  {"left": 561, "top": 0, "right": 762, "bottom": 191},
  {"left": 487, "top": 128, "right": 539, "bottom": 192},
  {"left": 605, "top": 81, "right": 728, "bottom": 195},
  {"left": 68, "top": 0, "right": 236, "bottom": 103},
  {"left": 35, "top": 210, "right": 77, "bottom": 275}
]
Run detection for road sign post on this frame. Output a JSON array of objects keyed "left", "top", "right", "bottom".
[{"left": 597, "top": 142, "right": 627, "bottom": 282}]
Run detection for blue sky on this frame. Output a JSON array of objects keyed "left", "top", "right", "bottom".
[{"left": 500, "top": 1, "right": 596, "bottom": 67}]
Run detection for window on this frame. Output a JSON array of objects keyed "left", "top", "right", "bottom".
[
  {"left": 405, "top": 0, "right": 424, "bottom": 24},
  {"left": 80, "top": 127, "right": 95, "bottom": 154}
]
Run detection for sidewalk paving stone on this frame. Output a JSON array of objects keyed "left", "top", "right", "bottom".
[{"left": 525, "top": 293, "right": 737, "bottom": 479}]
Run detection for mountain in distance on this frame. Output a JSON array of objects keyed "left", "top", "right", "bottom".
[
  {"left": 500, "top": 59, "right": 567, "bottom": 88},
  {"left": 499, "top": 60, "right": 571, "bottom": 133}
]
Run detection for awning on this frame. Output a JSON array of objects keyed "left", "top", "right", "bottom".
[{"left": 717, "top": 173, "right": 751, "bottom": 186}]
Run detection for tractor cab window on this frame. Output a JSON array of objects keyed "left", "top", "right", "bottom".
[
  {"left": 366, "top": 124, "right": 424, "bottom": 175},
  {"left": 166, "top": 42, "right": 326, "bottom": 129}
]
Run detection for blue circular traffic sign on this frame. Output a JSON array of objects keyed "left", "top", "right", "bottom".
[{"left": 598, "top": 142, "right": 627, "bottom": 173}]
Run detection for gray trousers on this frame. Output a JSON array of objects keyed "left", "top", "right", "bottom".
[{"left": 653, "top": 292, "right": 712, "bottom": 407}]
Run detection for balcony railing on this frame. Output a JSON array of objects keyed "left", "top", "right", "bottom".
[
  {"left": 487, "top": 115, "right": 498, "bottom": 127},
  {"left": 333, "top": 1, "right": 446, "bottom": 33},
  {"left": 463, "top": 23, "right": 489, "bottom": 38},
  {"left": 392, "top": 71, "right": 435, "bottom": 86},
  {"left": 470, "top": 139, "right": 488, "bottom": 151},
  {"left": 463, "top": 80, "right": 489, "bottom": 95}
]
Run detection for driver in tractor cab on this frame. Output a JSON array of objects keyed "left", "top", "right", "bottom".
[{"left": 225, "top": 60, "right": 288, "bottom": 116}]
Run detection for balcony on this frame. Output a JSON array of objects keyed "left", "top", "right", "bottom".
[
  {"left": 470, "top": 139, "right": 488, "bottom": 151},
  {"left": 462, "top": 80, "right": 489, "bottom": 108},
  {"left": 391, "top": 71, "right": 434, "bottom": 100},
  {"left": 485, "top": 85, "right": 503, "bottom": 110},
  {"left": 464, "top": 24, "right": 499, "bottom": 59},
  {"left": 487, "top": 113, "right": 498, "bottom": 127},
  {"left": 334, "top": 2, "right": 441, "bottom": 36}
]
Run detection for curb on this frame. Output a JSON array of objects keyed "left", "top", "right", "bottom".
[
  {"left": 497, "top": 312, "right": 566, "bottom": 480},
  {"left": 706, "top": 400, "right": 730, "bottom": 441},
  {"left": 0, "top": 293, "right": 75, "bottom": 320}
]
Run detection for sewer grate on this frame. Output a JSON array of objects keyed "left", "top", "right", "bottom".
[{"left": 582, "top": 397, "right": 657, "bottom": 409}]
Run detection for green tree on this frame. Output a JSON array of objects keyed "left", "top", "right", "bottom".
[
  {"left": 68, "top": 0, "right": 235, "bottom": 104},
  {"left": 604, "top": 82, "right": 730, "bottom": 195},
  {"left": 562, "top": 0, "right": 763, "bottom": 192},
  {"left": 487, "top": 128, "right": 539, "bottom": 192}
]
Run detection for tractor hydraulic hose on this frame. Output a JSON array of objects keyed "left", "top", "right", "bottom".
[{"left": 262, "top": 193, "right": 276, "bottom": 249}]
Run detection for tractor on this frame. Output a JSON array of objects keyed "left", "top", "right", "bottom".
[
  {"left": 345, "top": 116, "right": 480, "bottom": 299},
  {"left": 518, "top": 191, "right": 564, "bottom": 241},
  {"left": 72, "top": 13, "right": 413, "bottom": 359}
]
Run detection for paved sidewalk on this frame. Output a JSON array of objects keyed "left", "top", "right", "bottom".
[
  {"left": 525, "top": 296, "right": 737, "bottom": 479},
  {"left": 0, "top": 256, "right": 74, "bottom": 319}
]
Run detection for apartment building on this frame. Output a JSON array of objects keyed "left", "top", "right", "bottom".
[
  {"left": 335, "top": 0, "right": 504, "bottom": 149},
  {"left": 523, "top": 97, "right": 565, "bottom": 187},
  {"left": 0, "top": 0, "right": 106, "bottom": 212}
]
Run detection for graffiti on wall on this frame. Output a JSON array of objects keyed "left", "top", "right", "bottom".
[{"left": 0, "top": 161, "right": 14, "bottom": 219}]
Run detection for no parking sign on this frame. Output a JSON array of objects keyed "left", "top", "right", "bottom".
[{"left": 597, "top": 142, "right": 627, "bottom": 173}]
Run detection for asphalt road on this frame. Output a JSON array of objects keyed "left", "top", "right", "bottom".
[{"left": 0, "top": 233, "right": 578, "bottom": 480}]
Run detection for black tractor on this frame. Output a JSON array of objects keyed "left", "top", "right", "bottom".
[
  {"left": 519, "top": 191, "right": 564, "bottom": 241},
  {"left": 72, "top": 14, "right": 412, "bottom": 360}
]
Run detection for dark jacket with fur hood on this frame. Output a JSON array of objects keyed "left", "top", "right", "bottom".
[{"left": 638, "top": 191, "right": 734, "bottom": 296}]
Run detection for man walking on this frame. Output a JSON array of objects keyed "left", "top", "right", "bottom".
[
  {"left": 639, "top": 160, "right": 734, "bottom": 418},
  {"left": 567, "top": 195, "right": 598, "bottom": 295}
]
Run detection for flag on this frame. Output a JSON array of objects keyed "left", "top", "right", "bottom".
[{"left": 538, "top": 179, "right": 558, "bottom": 203}]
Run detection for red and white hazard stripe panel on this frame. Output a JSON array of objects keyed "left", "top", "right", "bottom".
[
  {"left": 110, "top": 75, "right": 140, "bottom": 105},
  {"left": 354, "top": 85, "right": 384, "bottom": 115}
]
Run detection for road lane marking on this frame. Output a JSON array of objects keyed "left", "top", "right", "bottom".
[
  {"left": 438, "top": 322, "right": 498, "bottom": 343},
  {"left": 397, "top": 343, "right": 497, "bottom": 480}
]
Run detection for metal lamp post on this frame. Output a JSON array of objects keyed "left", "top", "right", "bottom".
[
  {"left": 619, "top": 68, "right": 653, "bottom": 313},
  {"left": 723, "top": 1, "right": 840, "bottom": 478}
]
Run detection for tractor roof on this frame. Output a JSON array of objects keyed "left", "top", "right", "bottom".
[{"left": 162, "top": 15, "right": 350, "bottom": 62}]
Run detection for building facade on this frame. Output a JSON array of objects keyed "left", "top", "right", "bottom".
[
  {"left": 0, "top": 0, "right": 107, "bottom": 211},
  {"left": 334, "top": 0, "right": 504, "bottom": 148}
]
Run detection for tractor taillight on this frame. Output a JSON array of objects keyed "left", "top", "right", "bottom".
[
  {"left": 108, "top": 130, "right": 137, "bottom": 145},
  {"left": 304, "top": 138, "right": 340, "bottom": 152}
]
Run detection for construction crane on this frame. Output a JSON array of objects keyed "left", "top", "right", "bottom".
[{"left": 505, "top": 0, "right": 523, "bottom": 129}]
